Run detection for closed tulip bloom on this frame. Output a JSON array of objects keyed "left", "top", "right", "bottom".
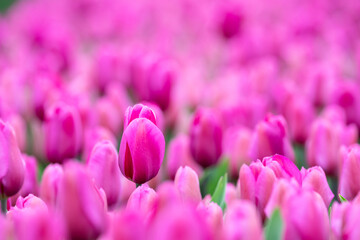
[
  {"left": 7, "top": 195, "right": 65, "bottom": 240},
  {"left": 218, "top": 4, "right": 243, "bottom": 39},
  {"left": 174, "top": 166, "right": 202, "bottom": 203},
  {"left": 339, "top": 144, "right": 360, "bottom": 200},
  {"left": 190, "top": 108, "right": 223, "bottom": 168},
  {"left": 166, "top": 134, "right": 202, "bottom": 180},
  {"left": 238, "top": 155, "right": 301, "bottom": 213},
  {"left": 9, "top": 155, "right": 38, "bottom": 206},
  {"left": 59, "top": 161, "right": 107, "bottom": 240},
  {"left": 249, "top": 115, "right": 294, "bottom": 162},
  {"left": 87, "top": 140, "right": 121, "bottom": 207},
  {"left": 224, "top": 200, "right": 263, "bottom": 240},
  {"left": 301, "top": 167, "right": 334, "bottom": 207},
  {"left": 306, "top": 115, "right": 357, "bottom": 174},
  {"left": 127, "top": 185, "right": 158, "bottom": 221},
  {"left": 45, "top": 103, "right": 83, "bottom": 163},
  {"left": 119, "top": 104, "right": 165, "bottom": 184},
  {"left": 0, "top": 120, "right": 25, "bottom": 197},
  {"left": 39, "top": 164, "right": 64, "bottom": 208},
  {"left": 197, "top": 199, "right": 223, "bottom": 239}
]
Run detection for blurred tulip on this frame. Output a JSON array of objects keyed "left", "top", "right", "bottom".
[
  {"left": 249, "top": 115, "right": 294, "bottom": 161},
  {"left": 197, "top": 198, "right": 223, "bottom": 239},
  {"left": 301, "top": 166, "right": 334, "bottom": 207},
  {"left": 9, "top": 155, "right": 38, "bottom": 206},
  {"left": 119, "top": 104, "right": 165, "bottom": 184},
  {"left": 190, "top": 108, "right": 223, "bottom": 168},
  {"left": 339, "top": 144, "right": 360, "bottom": 200},
  {"left": 217, "top": 4, "right": 243, "bottom": 39},
  {"left": 224, "top": 200, "right": 263, "bottom": 240},
  {"left": 87, "top": 140, "right": 121, "bottom": 207},
  {"left": 166, "top": 134, "right": 202, "bottom": 180},
  {"left": 0, "top": 120, "right": 25, "bottom": 197},
  {"left": 306, "top": 115, "right": 358, "bottom": 174},
  {"left": 39, "top": 164, "right": 63, "bottom": 208},
  {"left": 238, "top": 154, "right": 301, "bottom": 213},
  {"left": 82, "top": 126, "right": 117, "bottom": 162},
  {"left": 44, "top": 103, "right": 83, "bottom": 163},
  {"left": 127, "top": 184, "right": 158, "bottom": 222},
  {"left": 59, "top": 161, "right": 107, "bottom": 240},
  {"left": 174, "top": 166, "right": 202, "bottom": 203}
]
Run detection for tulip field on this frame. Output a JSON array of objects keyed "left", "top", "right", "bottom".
[{"left": 1, "top": 0, "right": 360, "bottom": 239}]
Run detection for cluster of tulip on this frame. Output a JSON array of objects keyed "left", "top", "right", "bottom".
[{"left": 1, "top": 0, "right": 360, "bottom": 239}]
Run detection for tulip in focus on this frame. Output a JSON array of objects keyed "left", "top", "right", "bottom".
[
  {"left": 44, "top": 103, "right": 83, "bottom": 163},
  {"left": 119, "top": 104, "right": 165, "bottom": 184},
  {"left": 190, "top": 108, "right": 223, "bottom": 168}
]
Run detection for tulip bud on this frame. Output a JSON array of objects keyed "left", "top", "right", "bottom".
[
  {"left": 301, "top": 167, "right": 334, "bottom": 207},
  {"left": 218, "top": 4, "right": 243, "bottom": 39},
  {"left": 174, "top": 166, "right": 202, "bottom": 203},
  {"left": 94, "top": 97, "right": 123, "bottom": 135},
  {"left": 39, "top": 164, "right": 64, "bottom": 208},
  {"left": 197, "top": 199, "right": 223, "bottom": 239},
  {"left": 127, "top": 185, "right": 158, "bottom": 222},
  {"left": 59, "top": 161, "right": 107, "bottom": 240},
  {"left": 119, "top": 104, "right": 165, "bottom": 184},
  {"left": 238, "top": 155, "right": 301, "bottom": 213},
  {"left": 223, "top": 127, "right": 252, "bottom": 178},
  {"left": 225, "top": 183, "right": 238, "bottom": 206},
  {"left": 306, "top": 115, "right": 357, "bottom": 174},
  {"left": 339, "top": 144, "right": 360, "bottom": 200},
  {"left": 166, "top": 134, "right": 202, "bottom": 180},
  {"left": 224, "top": 200, "right": 263, "bottom": 240},
  {"left": 9, "top": 155, "right": 38, "bottom": 206},
  {"left": 249, "top": 115, "right": 294, "bottom": 161},
  {"left": 282, "top": 190, "right": 330, "bottom": 240},
  {"left": 7, "top": 195, "right": 65, "bottom": 240},
  {"left": 87, "top": 140, "right": 122, "bottom": 207},
  {"left": 190, "top": 108, "right": 223, "bottom": 168},
  {"left": 44, "top": 103, "right": 83, "bottom": 163},
  {"left": 0, "top": 120, "right": 25, "bottom": 197}
]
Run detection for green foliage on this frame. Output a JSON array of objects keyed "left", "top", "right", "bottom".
[
  {"left": 265, "top": 208, "right": 284, "bottom": 240},
  {"left": 339, "top": 194, "right": 347, "bottom": 202},
  {"left": 294, "top": 144, "right": 307, "bottom": 169},
  {"left": 0, "top": 0, "right": 16, "bottom": 13},
  {"left": 211, "top": 174, "right": 227, "bottom": 211},
  {"left": 200, "top": 159, "right": 229, "bottom": 197}
]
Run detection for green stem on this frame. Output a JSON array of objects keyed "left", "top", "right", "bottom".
[
  {"left": 1, "top": 198, "right": 7, "bottom": 214},
  {"left": 136, "top": 183, "right": 141, "bottom": 188}
]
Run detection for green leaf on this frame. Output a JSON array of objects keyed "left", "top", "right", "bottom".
[
  {"left": 294, "top": 144, "right": 307, "bottom": 169},
  {"left": 0, "top": 0, "right": 16, "bottom": 13},
  {"left": 328, "top": 197, "right": 335, "bottom": 216},
  {"left": 200, "top": 159, "right": 229, "bottom": 197},
  {"left": 265, "top": 208, "right": 284, "bottom": 240},
  {"left": 339, "top": 194, "right": 347, "bottom": 202},
  {"left": 211, "top": 174, "right": 227, "bottom": 211}
]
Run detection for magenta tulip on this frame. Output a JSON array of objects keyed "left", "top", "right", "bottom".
[
  {"left": 339, "top": 144, "right": 360, "bottom": 200},
  {"left": 87, "top": 140, "right": 121, "bottom": 207},
  {"left": 174, "top": 166, "right": 202, "bottom": 203},
  {"left": 119, "top": 104, "right": 165, "bottom": 184},
  {"left": 0, "top": 120, "right": 25, "bottom": 197},
  {"left": 44, "top": 103, "right": 83, "bottom": 163},
  {"left": 39, "top": 164, "right": 64, "bottom": 208},
  {"left": 190, "top": 108, "right": 223, "bottom": 168}
]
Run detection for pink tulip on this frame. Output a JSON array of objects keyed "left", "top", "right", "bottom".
[
  {"left": 44, "top": 103, "right": 83, "bottom": 163},
  {"left": 0, "top": 120, "right": 25, "bottom": 197},
  {"left": 224, "top": 200, "right": 263, "bottom": 240},
  {"left": 217, "top": 3, "right": 243, "bottom": 39},
  {"left": 127, "top": 184, "right": 158, "bottom": 222},
  {"left": 197, "top": 198, "right": 223, "bottom": 239},
  {"left": 82, "top": 126, "right": 117, "bottom": 162},
  {"left": 190, "top": 108, "right": 223, "bottom": 168},
  {"left": 87, "top": 140, "right": 122, "bottom": 207},
  {"left": 9, "top": 155, "right": 38, "bottom": 206},
  {"left": 166, "top": 134, "right": 202, "bottom": 180},
  {"left": 59, "top": 161, "right": 107, "bottom": 240},
  {"left": 301, "top": 167, "right": 334, "bottom": 207},
  {"left": 223, "top": 126, "right": 252, "bottom": 178},
  {"left": 225, "top": 183, "right": 238, "bottom": 206},
  {"left": 249, "top": 115, "right": 294, "bottom": 162},
  {"left": 119, "top": 104, "right": 165, "bottom": 184},
  {"left": 39, "top": 164, "right": 64, "bottom": 208},
  {"left": 339, "top": 144, "right": 360, "bottom": 200},
  {"left": 174, "top": 166, "right": 202, "bottom": 203},
  {"left": 306, "top": 115, "right": 358, "bottom": 174},
  {"left": 238, "top": 154, "right": 301, "bottom": 213}
]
